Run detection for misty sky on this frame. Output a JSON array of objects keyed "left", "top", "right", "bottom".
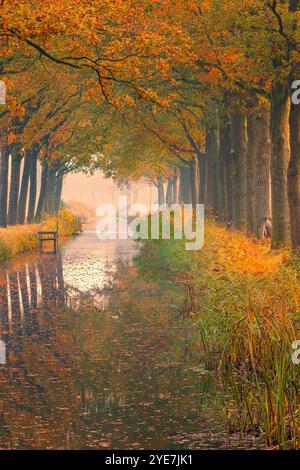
[{"left": 62, "top": 171, "right": 156, "bottom": 210}]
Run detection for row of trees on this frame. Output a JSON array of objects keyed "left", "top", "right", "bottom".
[
  {"left": 0, "top": 62, "right": 105, "bottom": 227},
  {"left": 97, "top": 0, "right": 300, "bottom": 249},
  {"left": 1, "top": 1, "right": 300, "bottom": 250}
]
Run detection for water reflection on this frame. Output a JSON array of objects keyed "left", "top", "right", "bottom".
[
  {"left": 0, "top": 229, "right": 261, "bottom": 450},
  {"left": 0, "top": 249, "right": 127, "bottom": 365}
]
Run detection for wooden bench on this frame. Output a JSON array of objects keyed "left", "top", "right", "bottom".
[{"left": 38, "top": 230, "right": 58, "bottom": 254}]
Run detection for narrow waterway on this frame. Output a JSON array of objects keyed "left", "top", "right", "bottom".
[{"left": 0, "top": 226, "right": 260, "bottom": 449}]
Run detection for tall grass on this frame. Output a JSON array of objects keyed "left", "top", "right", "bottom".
[
  {"left": 0, "top": 209, "right": 81, "bottom": 261},
  {"left": 136, "top": 222, "right": 300, "bottom": 448}
]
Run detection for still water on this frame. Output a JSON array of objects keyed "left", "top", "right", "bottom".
[{"left": 0, "top": 227, "right": 260, "bottom": 449}]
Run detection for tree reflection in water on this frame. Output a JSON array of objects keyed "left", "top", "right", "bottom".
[
  {"left": 0, "top": 251, "right": 115, "bottom": 449},
  {"left": 0, "top": 244, "right": 261, "bottom": 450}
]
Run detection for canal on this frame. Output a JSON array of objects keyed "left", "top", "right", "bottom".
[{"left": 0, "top": 226, "right": 260, "bottom": 449}]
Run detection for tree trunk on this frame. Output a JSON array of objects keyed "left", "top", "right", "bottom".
[
  {"left": 218, "top": 122, "right": 230, "bottom": 221},
  {"left": 156, "top": 176, "right": 164, "bottom": 205},
  {"left": 165, "top": 179, "right": 173, "bottom": 205},
  {"left": 8, "top": 151, "right": 22, "bottom": 225},
  {"left": 198, "top": 155, "right": 206, "bottom": 205},
  {"left": 219, "top": 120, "right": 232, "bottom": 223},
  {"left": 288, "top": 72, "right": 300, "bottom": 250},
  {"left": 55, "top": 176, "right": 63, "bottom": 215},
  {"left": 18, "top": 150, "right": 31, "bottom": 224},
  {"left": 270, "top": 79, "right": 291, "bottom": 248},
  {"left": 224, "top": 129, "right": 234, "bottom": 225},
  {"left": 27, "top": 150, "right": 38, "bottom": 223},
  {"left": 255, "top": 108, "right": 271, "bottom": 239},
  {"left": 196, "top": 155, "right": 201, "bottom": 204},
  {"left": 45, "top": 168, "right": 56, "bottom": 215},
  {"left": 172, "top": 173, "right": 178, "bottom": 203},
  {"left": 0, "top": 147, "right": 9, "bottom": 228},
  {"left": 211, "top": 125, "right": 220, "bottom": 215},
  {"left": 205, "top": 130, "right": 214, "bottom": 210},
  {"left": 231, "top": 112, "right": 247, "bottom": 229},
  {"left": 246, "top": 113, "right": 257, "bottom": 235},
  {"left": 189, "top": 156, "right": 198, "bottom": 209},
  {"left": 35, "top": 162, "right": 48, "bottom": 222},
  {"left": 179, "top": 165, "right": 191, "bottom": 204}
]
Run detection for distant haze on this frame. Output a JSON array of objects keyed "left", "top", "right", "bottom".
[{"left": 62, "top": 171, "right": 156, "bottom": 213}]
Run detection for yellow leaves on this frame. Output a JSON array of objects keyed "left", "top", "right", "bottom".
[
  {"left": 82, "top": 87, "right": 97, "bottom": 101},
  {"left": 5, "top": 98, "right": 25, "bottom": 119},
  {"left": 198, "top": 223, "right": 284, "bottom": 278},
  {"left": 123, "top": 95, "right": 135, "bottom": 106}
]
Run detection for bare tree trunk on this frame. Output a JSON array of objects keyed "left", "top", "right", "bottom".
[
  {"left": 219, "top": 120, "right": 231, "bottom": 223},
  {"left": 27, "top": 150, "right": 38, "bottom": 223},
  {"left": 255, "top": 108, "right": 271, "bottom": 239},
  {"left": 8, "top": 151, "right": 22, "bottom": 225},
  {"left": 18, "top": 150, "right": 31, "bottom": 224},
  {"left": 218, "top": 121, "right": 230, "bottom": 221},
  {"left": 231, "top": 112, "right": 247, "bottom": 229},
  {"left": 156, "top": 176, "right": 164, "bottom": 205},
  {"left": 0, "top": 147, "right": 9, "bottom": 228},
  {"left": 270, "top": 79, "right": 291, "bottom": 248},
  {"left": 55, "top": 175, "right": 63, "bottom": 215},
  {"left": 179, "top": 165, "right": 191, "bottom": 204},
  {"left": 45, "top": 168, "right": 56, "bottom": 215},
  {"left": 35, "top": 162, "right": 48, "bottom": 222},
  {"left": 199, "top": 154, "right": 207, "bottom": 205},
  {"left": 288, "top": 72, "right": 300, "bottom": 250},
  {"left": 246, "top": 113, "right": 257, "bottom": 235},
  {"left": 205, "top": 130, "right": 214, "bottom": 210},
  {"left": 166, "top": 179, "right": 173, "bottom": 205},
  {"left": 211, "top": 125, "right": 220, "bottom": 215},
  {"left": 172, "top": 173, "right": 178, "bottom": 203},
  {"left": 189, "top": 156, "right": 198, "bottom": 209},
  {"left": 224, "top": 126, "right": 234, "bottom": 224}
]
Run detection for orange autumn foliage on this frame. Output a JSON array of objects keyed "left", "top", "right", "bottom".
[{"left": 200, "top": 223, "right": 285, "bottom": 278}]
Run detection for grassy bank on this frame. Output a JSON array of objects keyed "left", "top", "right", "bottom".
[
  {"left": 136, "top": 223, "right": 300, "bottom": 449},
  {"left": 0, "top": 209, "right": 81, "bottom": 261}
]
